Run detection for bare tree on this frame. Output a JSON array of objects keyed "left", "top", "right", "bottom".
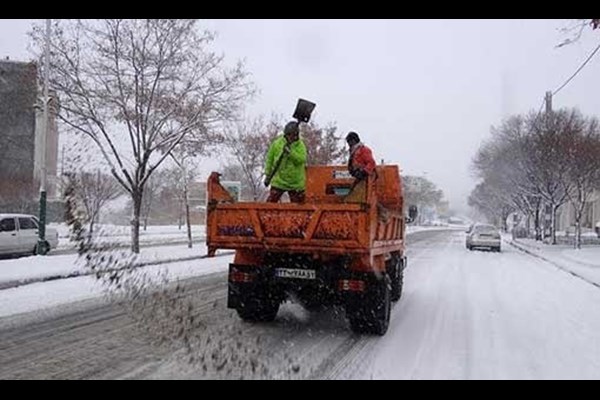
[
  {"left": 562, "top": 117, "right": 600, "bottom": 249},
  {"left": 558, "top": 19, "right": 600, "bottom": 47},
  {"left": 30, "top": 19, "right": 254, "bottom": 252},
  {"left": 528, "top": 110, "right": 582, "bottom": 244},
  {"left": 472, "top": 116, "right": 545, "bottom": 237},
  {"left": 301, "top": 121, "right": 346, "bottom": 166},
  {"left": 468, "top": 181, "right": 514, "bottom": 230},
  {"left": 168, "top": 149, "right": 200, "bottom": 248},
  {"left": 222, "top": 116, "right": 277, "bottom": 201},
  {"left": 472, "top": 108, "right": 598, "bottom": 244},
  {"left": 403, "top": 175, "right": 446, "bottom": 225},
  {"left": 139, "top": 169, "right": 165, "bottom": 232},
  {"left": 403, "top": 175, "right": 444, "bottom": 209},
  {"left": 269, "top": 118, "right": 346, "bottom": 165},
  {"left": 70, "top": 170, "right": 123, "bottom": 236}
]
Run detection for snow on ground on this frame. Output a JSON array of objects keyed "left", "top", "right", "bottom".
[
  {"left": 50, "top": 223, "right": 207, "bottom": 250},
  {"left": 407, "top": 225, "right": 464, "bottom": 234},
  {"left": 2, "top": 229, "right": 600, "bottom": 379},
  {"left": 555, "top": 230, "right": 598, "bottom": 238},
  {"left": 0, "top": 243, "right": 212, "bottom": 286},
  {"left": 506, "top": 237, "right": 600, "bottom": 287},
  {"left": 561, "top": 248, "right": 600, "bottom": 267},
  {"left": 361, "top": 231, "right": 600, "bottom": 379},
  {"left": 49, "top": 223, "right": 207, "bottom": 239},
  {"left": 0, "top": 253, "right": 233, "bottom": 318}
]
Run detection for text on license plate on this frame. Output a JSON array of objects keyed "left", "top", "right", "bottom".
[{"left": 274, "top": 268, "right": 316, "bottom": 280}]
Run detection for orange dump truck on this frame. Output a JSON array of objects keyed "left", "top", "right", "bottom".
[{"left": 206, "top": 165, "right": 416, "bottom": 335}]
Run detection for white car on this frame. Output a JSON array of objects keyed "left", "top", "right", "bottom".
[
  {"left": 0, "top": 214, "right": 59, "bottom": 256},
  {"left": 466, "top": 223, "right": 501, "bottom": 252}
]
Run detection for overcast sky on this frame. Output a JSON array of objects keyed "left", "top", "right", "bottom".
[{"left": 1, "top": 19, "right": 599, "bottom": 212}]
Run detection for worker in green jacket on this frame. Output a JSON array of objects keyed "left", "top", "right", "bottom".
[{"left": 264, "top": 121, "right": 307, "bottom": 203}]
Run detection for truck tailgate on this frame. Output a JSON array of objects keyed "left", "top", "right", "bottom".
[{"left": 207, "top": 203, "right": 369, "bottom": 254}]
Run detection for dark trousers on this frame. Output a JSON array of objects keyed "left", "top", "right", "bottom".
[{"left": 267, "top": 187, "right": 305, "bottom": 203}]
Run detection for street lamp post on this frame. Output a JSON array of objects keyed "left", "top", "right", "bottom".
[{"left": 37, "top": 19, "right": 51, "bottom": 255}]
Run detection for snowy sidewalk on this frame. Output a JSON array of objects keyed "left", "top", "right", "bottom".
[
  {"left": 52, "top": 223, "right": 207, "bottom": 251},
  {"left": 0, "top": 244, "right": 222, "bottom": 290},
  {"left": 505, "top": 236, "right": 600, "bottom": 288}
]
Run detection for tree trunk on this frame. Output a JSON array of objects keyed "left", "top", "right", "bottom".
[
  {"left": 185, "top": 197, "right": 192, "bottom": 249},
  {"left": 89, "top": 219, "right": 95, "bottom": 241},
  {"left": 551, "top": 205, "right": 558, "bottom": 245},
  {"left": 575, "top": 218, "right": 582, "bottom": 250},
  {"left": 535, "top": 204, "right": 542, "bottom": 241},
  {"left": 502, "top": 208, "right": 509, "bottom": 232},
  {"left": 178, "top": 200, "right": 183, "bottom": 230},
  {"left": 574, "top": 194, "right": 585, "bottom": 250},
  {"left": 131, "top": 190, "right": 142, "bottom": 254},
  {"left": 87, "top": 210, "right": 99, "bottom": 242}
]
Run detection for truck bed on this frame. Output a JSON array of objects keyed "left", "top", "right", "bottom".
[{"left": 206, "top": 166, "right": 405, "bottom": 257}]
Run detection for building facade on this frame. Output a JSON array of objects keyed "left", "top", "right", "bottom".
[
  {"left": 0, "top": 59, "right": 59, "bottom": 206},
  {"left": 557, "top": 189, "right": 600, "bottom": 234}
]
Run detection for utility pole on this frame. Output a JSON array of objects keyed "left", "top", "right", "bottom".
[
  {"left": 545, "top": 91, "right": 553, "bottom": 114},
  {"left": 37, "top": 19, "right": 51, "bottom": 255},
  {"left": 544, "top": 90, "right": 556, "bottom": 244}
]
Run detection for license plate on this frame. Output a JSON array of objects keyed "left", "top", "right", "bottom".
[{"left": 274, "top": 268, "right": 316, "bottom": 280}]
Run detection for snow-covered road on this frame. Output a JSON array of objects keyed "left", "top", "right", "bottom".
[
  {"left": 350, "top": 231, "right": 600, "bottom": 379},
  {"left": 1, "top": 230, "right": 599, "bottom": 380}
]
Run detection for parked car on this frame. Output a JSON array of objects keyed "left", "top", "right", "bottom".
[
  {"left": 0, "top": 214, "right": 59, "bottom": 256},
  {"left": 466, "top": 224, "right": 501, "bottom": 252}
]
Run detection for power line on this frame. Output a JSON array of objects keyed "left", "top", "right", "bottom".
[
  {"left": 552, "top": 42, "right": 600, "bottom": 96},
  {"left": 526, "top": 97, "right": 547, "bottom": 135},
  {"left": 535, "top": 98, "right": 545, "bottom": 119}
]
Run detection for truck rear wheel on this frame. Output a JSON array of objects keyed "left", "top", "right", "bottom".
[
  {"left": 347, "top": 276, "right": 391, "bottom": 336},
  {"left": 236, "top": 295, "right": 280, "bottom": 322},
  {"left": 388, "top": 255, "right": 404, "bottom": 302}
]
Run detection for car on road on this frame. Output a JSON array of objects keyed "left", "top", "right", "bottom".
[
  {"left": 466, "top": 223, "right": 501, "bottom": 252},
  {"left": 0, "top": 214, "right": 59, "bottom": 256}
]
